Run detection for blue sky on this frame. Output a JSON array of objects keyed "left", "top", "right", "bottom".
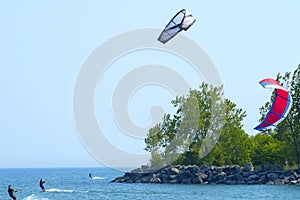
[{"left": 0, "top": 0, "right": 299, "bottom": 168}]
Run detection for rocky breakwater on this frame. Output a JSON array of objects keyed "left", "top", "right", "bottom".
[{"left": 112, "top": 163, "right": 300, "bottom": 185}]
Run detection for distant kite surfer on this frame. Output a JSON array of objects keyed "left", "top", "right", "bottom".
[
  {"left": 8, "top": 185, "right": 17, "bottom": 200},
  {"left": 40, "top": 179, "right": 46, "bottom": 192},
  {"left": 89, "top": 173, "right": 93, "bottom": 179}
]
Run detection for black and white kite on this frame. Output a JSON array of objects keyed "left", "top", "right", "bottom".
[{"left": 158, "top": 9, "right": 196, "bottom": 44}]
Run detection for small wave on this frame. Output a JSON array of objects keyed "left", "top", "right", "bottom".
[
  {"left": 92, "top": 176, "right": 106, "bottom": 180},
  {"left": 45, "top": 188, "right": 73, "bottom": 193},
  {"left": 23, "top": 194, "right": 49, "bottom": 200},
  {"left": 78, "top": 190, "right": 89, "bottom": 193}
]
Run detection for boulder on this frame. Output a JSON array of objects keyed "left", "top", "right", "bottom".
[
  {"left": 150, "top": 177, "right": 161, "bottom": 183},
  {"left": 257, "top": 175, "right": 268, "bottom": 184},
  {"left": 290, "top": 180, "right": 298, "bottom": 185},
  {"left": 214, "top": 172, "right": 227, "bottom": 184},
  {"left": 267, "top": 173, "right": 279, "bottom": 182},
  {"left": 243, "top": 162, "right": 254, "bottom": 172},
  {"left": 263, "top": 164, "right": 282, "bottom": 172},
  {"left": 227, "top": 172, "right": 242, "bottom": 183},
  {"left": 224, "top": 165, "right": 241, "bottom": 175},
  {"left": 171, "top": 167, "right": 180, "bottom": 174}
]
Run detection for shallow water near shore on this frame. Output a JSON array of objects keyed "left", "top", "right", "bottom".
[{"left": 0, "top": 168, "right": 299, "bottom": 200}]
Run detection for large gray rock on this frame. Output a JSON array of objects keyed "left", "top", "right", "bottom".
[
  {"left": 243, "top": 163, "right": 254, "bottom": 172},
  {"left": 224, "top": 165, "right": 241, "bottom": 175},
  {"left": 227, "top": 172, "right": 243, "bottom": 183},
  {"left": 199, "top": 165, "right": 211, "bottom": 173},
  {"left": 267, "top": 173, "right": 279, "bottom": 182},
  {"left": 170, "top": 167, "right": 180, "bottom": 175},
  {"left": 263, "top": 164, "right": 282, "bottom": 172},
  {"left": 193, "top": 173, "right": 207, "bottom": 184},
  {"left": 213, "top": 172, "right": 227, "bottom": 184},
  {"left": 290, "top": 180, "right": 298, "bottom": 185},
  {"left": 150, "top": 177, "right": 161, "bottom": 183},
  {"left": 257, "top": 175, "right": 268, "bottom": 184},
  {"left": 245, "top": 174, "right": 260, "bottom": 183}
]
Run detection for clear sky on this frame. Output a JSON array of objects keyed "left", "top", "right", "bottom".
[{"left": 0, "top": 0, "right": 299, "bottom": 168}]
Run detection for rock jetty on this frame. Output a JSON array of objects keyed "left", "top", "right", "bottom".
[{"left": 112, "top": 163, "right": 300, "bottom": 185}]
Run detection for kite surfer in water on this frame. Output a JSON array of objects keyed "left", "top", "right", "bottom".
[
  {"left": 40, "top": 179, "right": 46, "bottom": 192},
  {"left": 89, "top": 173, "right": 93, "bottom": 179},
  {"left": 8, "top": 185, "right": 17, "bottom": 200}
]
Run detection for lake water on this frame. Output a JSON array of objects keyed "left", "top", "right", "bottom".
[{"left": 0, "top": 168, "right": 299, "bottom": 200}]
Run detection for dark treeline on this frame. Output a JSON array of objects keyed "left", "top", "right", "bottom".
[{"left": 144, "top": 64, "right": 300, "bottom": 169}]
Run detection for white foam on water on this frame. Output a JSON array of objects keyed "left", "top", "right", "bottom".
[
  {"left": 92, "top": 176, "right": 106, "bottom": 180},
  {"left": 45, "top": 188, "right": 74, "bottom": 193},
  {"left": 23, "top": 194, "right": 49, "bottom": 200}
]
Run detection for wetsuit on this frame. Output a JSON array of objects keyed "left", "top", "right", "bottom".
[
  {"left": 8, "top": 187, "right": 17, "bottom": 200},
  {"left": 40, "top": 179, "right": 45, "bottom": 192}
]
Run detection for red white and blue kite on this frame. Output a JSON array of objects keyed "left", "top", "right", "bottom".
[{"left": 254, "top": 78, "right": 292, "bottom": 131}]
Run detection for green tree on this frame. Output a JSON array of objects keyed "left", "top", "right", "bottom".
[
  {"left": 251, "top": 133, "right": 285, "bottom": 167},
  {"left": 274, "top": 122, "right": 297, "bottom": 168},
  {"left": 202, "top": 100, "right": 252, "bottom": 166},
  {"left": 287, "top": 65, "right": 300, "bottom": 169},
  {"left": 145, "top": 83, "right": 251, "bottom": 167},
  {"left": 144, "top": 83, "right": 225, "bottom": 166}
]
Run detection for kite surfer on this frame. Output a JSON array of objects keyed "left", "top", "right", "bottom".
[
  {"left": 8, "top": 185, "right": 17, "bottom": 200},
  {"left": 89, "top": 173, "right": 93, "bottom": 179},
  {"left": 40, "top": 179, "right": 46, "bottom": 192}
]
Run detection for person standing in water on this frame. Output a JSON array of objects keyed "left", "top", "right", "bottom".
[
  {"left": 39, "top": 179, "right": 46, "bottom": 192},
  {"left": 8, "top": 185, "right": 17, "bottom": 200}
]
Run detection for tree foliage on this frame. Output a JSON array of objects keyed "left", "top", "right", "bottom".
[
  {"left": 145, "top": 83, "right": 225, "bottom": 166},
  {"left": 251, "top": 133, "right": 285, "bottom": 167},
  {"left": 200, "top": 100, "right": 251, "bottom": 166},
  {"left": 145, "top": 83, "right": 251, "bottom": 167}
]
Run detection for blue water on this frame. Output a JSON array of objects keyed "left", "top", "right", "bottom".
[{"left": 0, "top": 168, "right": 299, "bottom": 200}]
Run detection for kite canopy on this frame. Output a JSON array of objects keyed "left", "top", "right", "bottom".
[
  {"left": 157, "top": 9, "right": 196, "bottom": 44},
  {"left": 254, "top": 78, "right": 292, "bottom": 131}
]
